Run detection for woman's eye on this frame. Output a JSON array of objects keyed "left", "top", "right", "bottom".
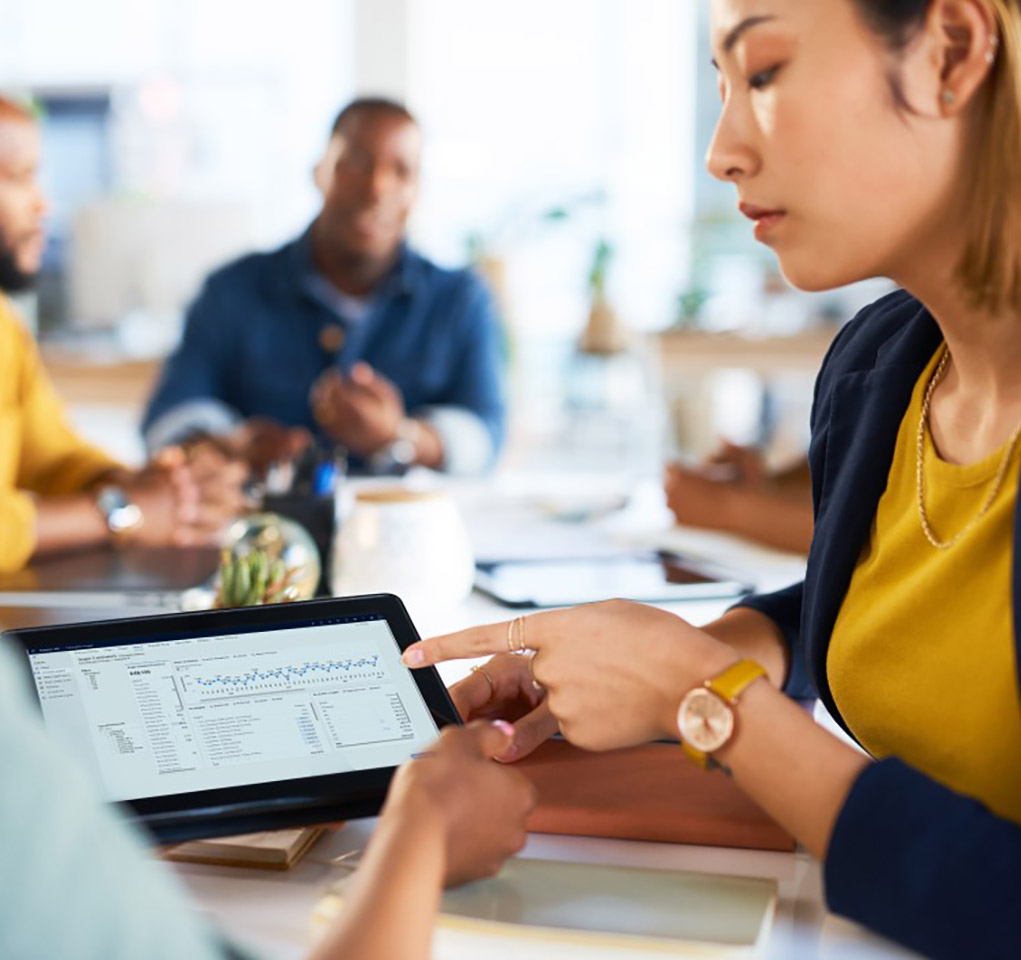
[{"left": 749, "top": 64, "right": 782, "bottom": 90}]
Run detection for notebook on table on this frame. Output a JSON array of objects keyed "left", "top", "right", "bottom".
[{"left": 162, "top": 825, "right": 326, "bottom": 870}]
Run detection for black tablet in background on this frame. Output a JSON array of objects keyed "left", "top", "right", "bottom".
[
  {"left": 475, "top": 551, "right": 753, "bottom": 608},
  {"left": 2, "top": 595, "right": 458, "bottom": 843}
]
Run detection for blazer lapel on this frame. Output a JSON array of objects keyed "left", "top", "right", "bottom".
[{"left": 803, "top": 315, "right": 941, "bottom": 726}]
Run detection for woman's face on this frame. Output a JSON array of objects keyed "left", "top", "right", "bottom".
[{"left": 707, "top": 0, "right": 966, "bottom": 292}]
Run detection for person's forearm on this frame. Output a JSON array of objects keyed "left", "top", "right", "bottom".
[
  {"left": 713, "top": 678, "right": 869, "bottom": 859},
  {"left": 772, "top": 458, "right": 812, "bottom": 491},
  {"left": 31, "top": 494, "right": 112, "bottom": 557},
  {"left": 411, "top": 419, "right": 444, "bottom": 470},
  {"left": 699, "top": 606, "right": 789, "bottom": 688},
  {"left": 719, "top": 486, "right": 814, "bottom": 554},
  {"left": 310, "top": 811, "right": 446, "bottom": 960},
  {"left": 690, "top": 607, "right": 867, "bottom": 859}
]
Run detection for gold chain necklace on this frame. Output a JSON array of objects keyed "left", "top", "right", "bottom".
[{"left": 916, "top": 345, "right": 1021, "bottom": 550}]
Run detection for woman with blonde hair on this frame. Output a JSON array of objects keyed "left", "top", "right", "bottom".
[{"left": 405, "top": 1, "right": 1021, "bottom": 957}]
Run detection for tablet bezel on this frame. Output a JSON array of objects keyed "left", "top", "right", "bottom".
[{"left": 2, "top": 594, "right": 460, "bottom": 843}]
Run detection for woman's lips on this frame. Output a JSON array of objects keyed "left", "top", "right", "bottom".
[{"left": 738, "top": 202, "right": 787, "bottom": 242}]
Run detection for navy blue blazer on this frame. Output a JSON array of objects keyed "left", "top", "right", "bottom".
[{"left": 740, "top": 290, "right": 1021, "bottom": 959}]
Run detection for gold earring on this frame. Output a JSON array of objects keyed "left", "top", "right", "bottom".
[{"left": 987, "top": 34, "right": 1000, "bottom": 65}]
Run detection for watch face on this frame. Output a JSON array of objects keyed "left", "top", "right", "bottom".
[
  {"left": 96, "top": 487, "right": 143, "bottom": 535},
  {"left": 678, "top": 688, "right": 734, "bottom": 753},
  {"left": 109, "top": 503, "right": 143, "bottom": 534},
  {"left": 390, "top": 436, "right": 417, "bottom": 466}
]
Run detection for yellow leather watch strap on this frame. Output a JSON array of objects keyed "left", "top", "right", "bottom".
[
  {"left": 680, "top": 659, "right": 768, "bottom": 772},
  {"left": 681, "top": 740, "right": 711, "bottom": 769},
  {"left": 707, "top": 659, "right": 768, "bottom": 703}
]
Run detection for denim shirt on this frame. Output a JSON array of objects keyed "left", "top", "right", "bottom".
[
  {"left": 142, "top": 229, "right": 506, "bottom": 474},
  {"left": 0, "top": 639, "right": 235, "bottom": 960}
]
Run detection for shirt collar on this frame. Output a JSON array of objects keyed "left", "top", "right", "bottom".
[{"left": 291, "top": 223, "right": 422, "bottom": 318}]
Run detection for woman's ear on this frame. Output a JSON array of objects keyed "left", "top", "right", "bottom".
[{"left": 926, "top": 0, "right": 1000, "bottom": 114}]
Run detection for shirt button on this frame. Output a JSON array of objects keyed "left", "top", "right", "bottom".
[{"left": 319, "top": 324, "right": 346, "bottom": 354}]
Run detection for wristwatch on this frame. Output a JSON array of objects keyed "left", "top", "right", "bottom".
[
  {"left": 95, "top": 486, "right": 144, "bottom": 542},
  {"left": 677, "top": 659, "right": 767, "bottom": 773},
  {"left": 371, "top": 418, "right": 421, "bottom": 474}
]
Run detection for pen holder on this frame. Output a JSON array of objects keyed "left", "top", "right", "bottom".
[{"left": 263, "top": 493, "right": 337, "bottom": 596}]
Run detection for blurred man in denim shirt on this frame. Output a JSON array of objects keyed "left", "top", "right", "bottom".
[{"left": 143, "top": 99, "right": 505, "bottom": 476}]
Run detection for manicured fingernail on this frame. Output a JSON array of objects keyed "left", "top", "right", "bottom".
[
  {"left": 492, "top": 720, "right": 514, "bottom": 737},
  {"left": 402, "top": 649, "right": 425, "bottom": 667},
  {"left": 496, "top": 740, "right": 519, "bottom": 763}
]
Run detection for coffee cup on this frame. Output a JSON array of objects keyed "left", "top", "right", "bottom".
[{"left": 331, "top": 488, "right": 475, "bottom": 610}]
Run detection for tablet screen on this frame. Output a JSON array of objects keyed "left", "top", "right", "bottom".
[{"left": 25, "top": 612, "right": 439, "bottom": 803}]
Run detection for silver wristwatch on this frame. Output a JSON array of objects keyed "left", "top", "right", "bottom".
[
  {"left": 371, "top": 419, "right": 421, "bottom": 474},
  {"left": 95, "top": 486, "right": 144, "bottom": 540}
]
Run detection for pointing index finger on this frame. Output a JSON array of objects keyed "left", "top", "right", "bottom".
[{"left": 402, "top": 619, "right": 538, "bottom": 668}]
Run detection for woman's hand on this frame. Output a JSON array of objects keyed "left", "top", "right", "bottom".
[
  {"left": 447, "top": 654, "right": 559, "bottom": 761},
  {"left": 404, "top": 601, "right": 739, "bottom": 754},
  {"left": 380, "top": 720, "right": 536, "bottom": 887}
]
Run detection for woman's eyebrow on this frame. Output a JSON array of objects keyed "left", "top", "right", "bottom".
[{"left": 711, "top": 14, "right": 778, "bottom": 68}]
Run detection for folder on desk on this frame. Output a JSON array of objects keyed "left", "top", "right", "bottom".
[
  {"left": 315, "top": 858, "right": 778, "bottom": 958},
  {"left": 518, "top": 740, "right": 796, "bottom": 852},
  {"left": 437, "top": 858, "right": 777, "bottom": 957}
]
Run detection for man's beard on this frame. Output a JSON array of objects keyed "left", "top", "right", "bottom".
[{"left": 0, "top": 236, "right": 37, "bottom": 294}]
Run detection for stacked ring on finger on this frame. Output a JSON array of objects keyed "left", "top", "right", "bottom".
[
  {"left": 470, "top": 663, "right": 496, "bottom": 702},
  {"left": 506, "top": 616, "right": 534, "bottom": 655}
]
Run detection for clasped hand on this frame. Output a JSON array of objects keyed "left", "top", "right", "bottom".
[
  {"left": 310, "top": 362, "right": 404, "bottom": 456},
  {"left": 118, "top": 442, "right": 247, "bottom": 547},
  {"left": 403, "top": 600, "right": 739, "bottom": 760}
]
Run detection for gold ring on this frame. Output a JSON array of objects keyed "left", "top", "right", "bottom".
[
  {"left": 528, "top": 652, "right": 543, "bottom": 692},
  {"left": 470, "top": 664, "right": 496, "bottom": 701},
  {"left": 507, "top": 616, "right": 527, "bottom": 654}
]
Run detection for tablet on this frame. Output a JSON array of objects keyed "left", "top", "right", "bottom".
[
  {"left": 3, "top": 595, "right": 458, "bottom": 843},
  {"left": 474, "top": 552, "right": 753, "bottom": 608}
]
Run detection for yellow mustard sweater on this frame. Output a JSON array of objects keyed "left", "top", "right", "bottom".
[
  {"left": 828, "top": 347, "right": 1021, "bottom": 824},
  {"left": 0, "top": 296, "right": 119, "bottom": 573}
]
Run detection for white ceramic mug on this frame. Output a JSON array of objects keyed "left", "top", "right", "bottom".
[{"left": 331, "top": 488, "right": 475, "bottom": 610}]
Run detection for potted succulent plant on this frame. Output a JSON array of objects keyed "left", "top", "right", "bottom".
[{"left": 214, "top": 513, "right": 321, "bottom": 608}]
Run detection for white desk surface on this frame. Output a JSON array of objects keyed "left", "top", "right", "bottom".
[{"left": 19, "top": 472, "right": 924, "bottom": 959}]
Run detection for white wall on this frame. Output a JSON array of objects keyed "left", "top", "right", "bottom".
[
  {"left": 406, "top": 0, "right": 697, "bottom": 336},
  {"left": 1, "top": 0, "right": 356, "bottom": 246}
]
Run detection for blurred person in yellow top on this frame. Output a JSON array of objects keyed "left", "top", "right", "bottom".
[{"left": 0, "top": 96, "right": 245, "bottom": 573}]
